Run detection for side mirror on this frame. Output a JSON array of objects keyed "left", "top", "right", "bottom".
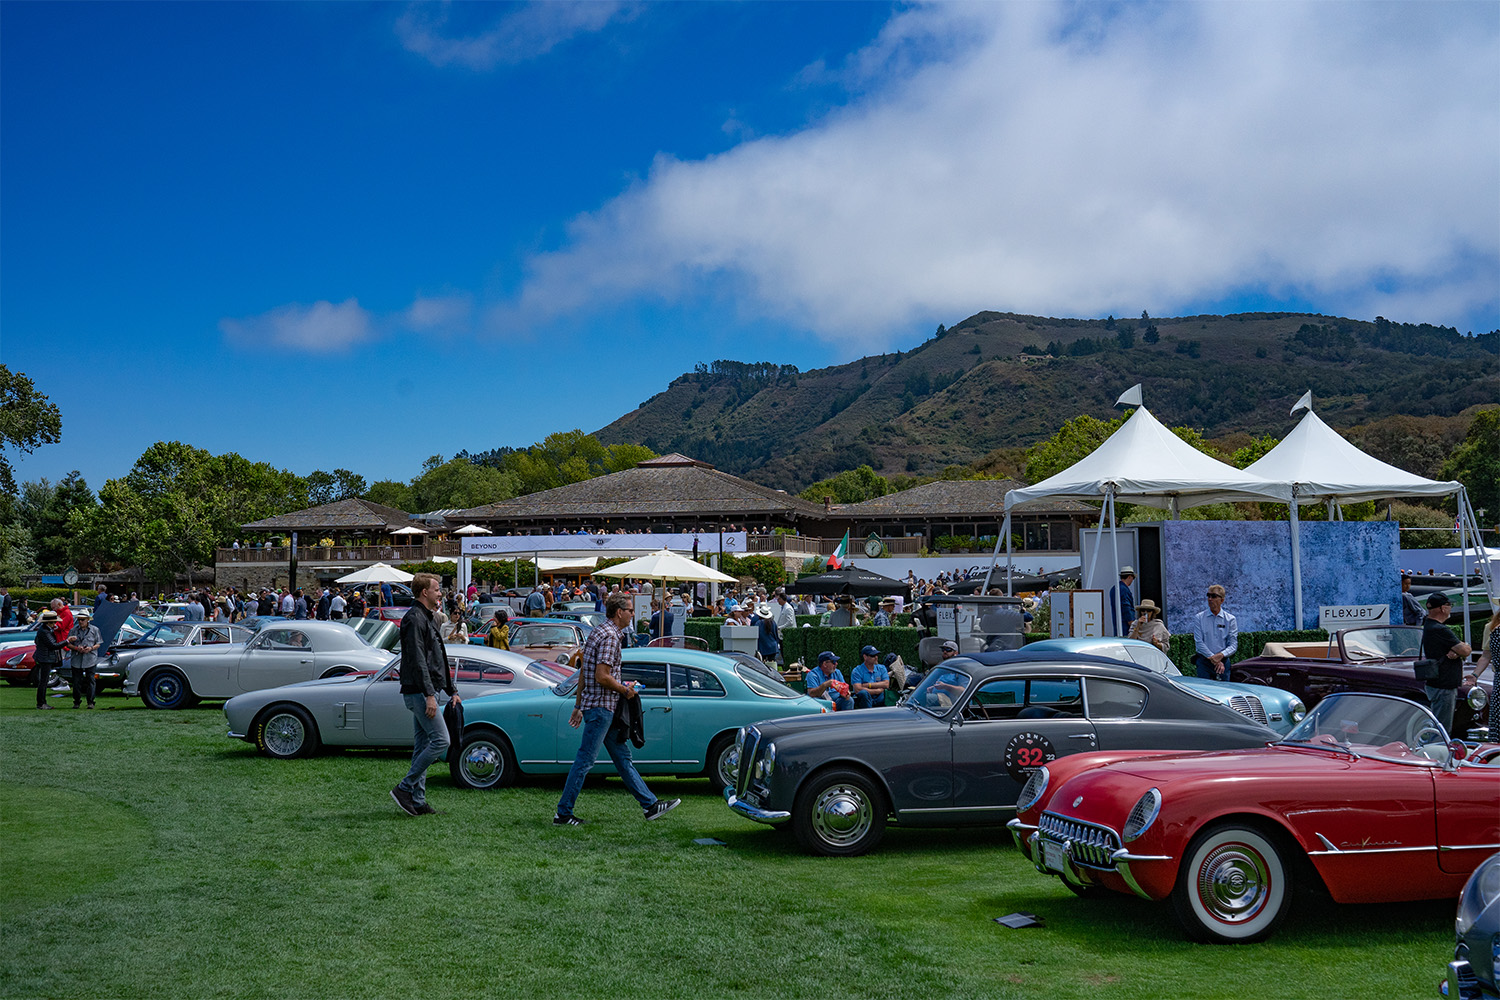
[{"left": 1447, "top": 739, "right": 1469, "bottom": 762}]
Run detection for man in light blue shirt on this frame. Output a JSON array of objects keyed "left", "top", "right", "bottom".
[
  {"left": 804, "top": 651, "right": 853, "bottom": 711},
  {"left": 850, "top": 644, "right": 889, "bottom": 709},
  {"left": 1190, "top": 584, "right": 1238, "bottom": 680}
]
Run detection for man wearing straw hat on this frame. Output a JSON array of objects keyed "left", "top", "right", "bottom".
[
  {"left": 68, "top": 609, "right": 103, "bottom": 709},
  {"left": 32, "top": 608, "right": 67, "bottom": 709}
]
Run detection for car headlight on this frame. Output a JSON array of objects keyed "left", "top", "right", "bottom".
[
  {"left": 1467, "top": 687, "right": 1488, "bottom": 713},
  {"left": 1288, "top": 699, "right": 1306, "bottom": 724},
  {"left": 5, "top": 652, "right": 24, "bottom": 666},
  {"left": 754, "top": 741, "right": 776, "bottom": 780},
  {"left": 1122, "top": 788, "right": 1163, "bottom": 842},
  {"left": 1015, "top": 766, "right": 1049, "bottom": 814},
  {"left": 1456, "top": 854, "right": 1500, "bottom": 937}
]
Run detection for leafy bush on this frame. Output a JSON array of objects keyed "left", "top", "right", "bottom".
[{"left": 720, "top": 553, "right": 788, "bottom": 590}]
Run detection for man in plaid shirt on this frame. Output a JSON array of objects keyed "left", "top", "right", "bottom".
[{"left": 553, "top": 594, "right": 680, "bottom": 826}]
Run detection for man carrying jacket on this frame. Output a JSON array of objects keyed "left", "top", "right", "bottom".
[
  {"left": 553, "top": 594, "right": 679, "bottom": 826},
  {"left": 392, "top": 573, "right": 460, "bottom": 816}
]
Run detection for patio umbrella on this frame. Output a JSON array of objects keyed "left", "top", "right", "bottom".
[
  {"left": 336, "top": 562, "right": 415, "bottom": 584},
  {"left": 452, "top": 524, "right": 488, "bottom": 535},
  {"left": 591, "top": 547, "right": 735, "bottom": 584},
  {"left": 391, "top": 526, "right": 429, "bottom": 536},
  {"left": 788, "top": 565, "right": 904, "bottom": 597}
]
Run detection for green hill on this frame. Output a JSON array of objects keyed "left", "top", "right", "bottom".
[{"left": 595, "top": 311, "right": 1498, "bottom": 491}]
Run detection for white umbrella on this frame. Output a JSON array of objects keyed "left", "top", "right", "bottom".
[
  {"left": 336, "top": 562, "right": 415, "bottom": 584},
  {"left": 391, "top": 525, "right": 429, "bottom": 536},
  {"left": 452, "top": 524, "right": 488, "bottom": 535},
  {"left": 592, "top": 547, "right": 735, "bottom": 583}
]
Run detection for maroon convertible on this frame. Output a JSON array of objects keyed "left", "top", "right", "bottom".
[{"left": 1231, "top": 625, "right": 1489, "bottom": 737}]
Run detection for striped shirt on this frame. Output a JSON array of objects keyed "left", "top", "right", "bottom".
[{"left": 577, "top": 619, "right": 624, "bottom": 711}]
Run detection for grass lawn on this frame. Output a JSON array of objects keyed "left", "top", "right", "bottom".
[{"left": 0, "top": 683, "right": 1455, "bottom": 999}]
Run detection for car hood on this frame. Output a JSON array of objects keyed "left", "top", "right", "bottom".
[
  {"left": 754, "top": 706, "right": 934, "bottom": 738},
  {"left": 1098, "top": 744, "right": 1354, "bottom": 784}
]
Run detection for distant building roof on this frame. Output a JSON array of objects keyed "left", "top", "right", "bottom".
[
  {"left": 837, "top": 479, "right": 1096, "bottom": 517},
  {"left": 242, "top": 498, "right": 413, "bottom": 533},
  {"left": 453, "top": 459, "right": 827, "bottom": 524}
]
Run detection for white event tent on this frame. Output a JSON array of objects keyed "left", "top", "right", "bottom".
[
  {"left": 1244, "top": 394, "right": 1492, "bottom": 628},
  {"left": 986, "top": 387, "right": 1291, "bottom": 633}
]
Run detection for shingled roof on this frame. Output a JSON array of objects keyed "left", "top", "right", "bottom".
[
  {"left": 837, "top": 479, "right": 1096, "bottom": 517},
  {"left": 454, "top": 459, "right": 828, "bottom": 523},
  {"left": 242, "top": 498, "right": 414, "bottom": 533}
]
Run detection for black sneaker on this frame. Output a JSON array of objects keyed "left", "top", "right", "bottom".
[
  {"left": 552, "top": 814, "right": 584, "bottom": 826},
  {"left": 414, "top": 803, "right": 443, "bottom": 815},
  {"left": 390, "top": 786, "right": 419, "bottom": 817},
  {"left": 644, "top": 798, "right": 681, "bottom": 821}
]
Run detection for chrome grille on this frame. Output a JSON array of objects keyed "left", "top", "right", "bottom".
[
  {"left": 1227, "top": 694, "right": 1268, "bottom": 725},
  {"left": 735, "top": 727, "right": 762, "bottom": 797},
  {"left": 1039, "top": 811, "right": 1122, "bottom": 869}
]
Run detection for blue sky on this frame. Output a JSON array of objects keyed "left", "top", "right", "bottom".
[{"left": 4, "top": 1, "right": 1496, "bottom": 493}]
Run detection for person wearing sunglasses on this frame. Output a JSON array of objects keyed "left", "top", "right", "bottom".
[{"left": 1190, "top": 584, "right": 1238, "bottom": 680}]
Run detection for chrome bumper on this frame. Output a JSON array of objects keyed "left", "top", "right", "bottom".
[
  {"left": 1007, "top": 818, "right": 1037, "bottom": 857},
  {"left": 227, "top": 728, "right": 247, "bottom": 740},
  {"left": 724, "top": 790, "right": 789, "bottom": 824}
]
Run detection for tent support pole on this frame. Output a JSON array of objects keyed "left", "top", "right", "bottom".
[
  {"left": 1085, "top": 493, "right": 1109, "bottom": 615},
  {"left": 1289, "top": 490, "right": 1303, "bottom": 631},
  {"left": 1459, "top": 489, "right": 1471, "bottom": 647},
  {"left": 982, "top": 510, "right": 1012, "bottom": 594},
  {"left": 1108, "top": 490, "right": 1122, "bottom": 637}
]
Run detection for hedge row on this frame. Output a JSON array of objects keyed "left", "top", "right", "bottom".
[
  {"left": 1165, "top": 629, "right": 1329, "bottom": 673},
  {"left": 6, "top": 587, "right": 81, "bottom": 608}
]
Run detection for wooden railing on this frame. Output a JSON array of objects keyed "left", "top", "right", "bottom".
[
  {"left": 216, "top": 540, "right": 461, "bottom": 564},
  {"left": 745, "top": 535, "right": 923, "bottom": 556}
]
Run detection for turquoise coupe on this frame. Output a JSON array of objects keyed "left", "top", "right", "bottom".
[{"left": 451, "top": 647, "right": 827, "bottom": 792}]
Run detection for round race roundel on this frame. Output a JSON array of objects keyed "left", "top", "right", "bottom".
[{"left": 1004, "top": 732, "right": 1058, "bottom": 781}]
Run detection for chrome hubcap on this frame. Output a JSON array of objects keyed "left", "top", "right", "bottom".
[
  {"left": 718, "top": 745, "right": 738, "bottom": 787},
  {"left": 461, "top": 742, "right": 501, "bottom": 786},
  {"left": 263, "top": 714, "right": 305, "bottom": 756},
  {"left": 1197, "top": 843, "right": 1270, "bottom": 923},
  {"left": 810, "top": 783, "right": 872, "bottom": 847}
]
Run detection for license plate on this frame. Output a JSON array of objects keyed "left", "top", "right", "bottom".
[{"left": 1041, "top": 838, "right": 1066, "bottom": 873}]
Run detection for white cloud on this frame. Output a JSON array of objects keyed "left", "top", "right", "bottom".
[
  {"left": 219, "top": 299, "right": 373, "bottom": 353},
  {"left": 402, "top": 293, "right": 474, "bottom": 335},
  {"left": 500, "top": 2, "right": 1500, "bottom": 345},
  {"left": 396, "top": 1, "right": 628, "bottom": 70}
]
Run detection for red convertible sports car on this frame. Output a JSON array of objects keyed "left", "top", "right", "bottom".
[{"left": 1009, "top": 692, "right": 1500, "bottom": 943}]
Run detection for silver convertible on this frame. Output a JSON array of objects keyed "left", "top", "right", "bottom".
[
  {"left": 223, "top": 646, "right": 575, "bottom": 758},
  {"left": 123, "top": 621, "right": 393, "bottom": 709}
]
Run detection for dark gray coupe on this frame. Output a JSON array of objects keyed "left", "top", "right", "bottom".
[{"left": 725, "top": 650, "right": 1277, "bottom": 856}]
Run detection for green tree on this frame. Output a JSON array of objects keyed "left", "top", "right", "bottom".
[
  {"left": 1442, "top": 407, "right": 1500, "bottom": 515},
  {"left": 306, "top": 468, "right": 367, "bottom": 505},
  {"left": 1025, "top": 412, "right": 1219, "bottom": 483},
  {"left": 410, "top": 457, "right": 520, "bottom": 512},
  {"left": 17, "top": 472, "right": 96, "bottom": 569},
  {"left": 365, "top": 480, "right": 417, "bottom": 511},
  {"left": 798, "top": 465, "right": 891, "bottom": 504},
  {"left": 0, "top": 366, "right": 62, "bottom": 494},
  {"left": 1229, "top": 435, "right": 1280, "bottom": 470}
]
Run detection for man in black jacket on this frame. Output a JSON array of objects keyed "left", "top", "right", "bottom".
[
  {"left": 392, "top": 573, "right": 460, "bottom": 816},
  {"left": 33, "top": 609, "right": 65, "bottom": 709}
]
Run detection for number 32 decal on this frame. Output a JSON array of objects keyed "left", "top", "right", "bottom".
[{"left": 1004, "top": 732, "right": 1058, "bottom": 780}]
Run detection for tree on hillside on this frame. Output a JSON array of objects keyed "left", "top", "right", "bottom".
[
  {"left": 0, "top": 366, "right": 62, "bottom": 494},
  {"left": 1230, "top": 435, "right": 1280, "bottom": 469},
  {"left": 306, "top": 468, "right": 367, "bottom": 505},
  {"left": 799, "top": 466, "right": 891, "bottom": 504},
  {"left": 1442, "top": 407, "right": 1500, "bottom": 515}
]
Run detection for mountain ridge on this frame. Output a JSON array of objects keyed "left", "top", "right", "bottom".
[{"left": 594, "top": 311, "right": 1498, "bottom": 492}]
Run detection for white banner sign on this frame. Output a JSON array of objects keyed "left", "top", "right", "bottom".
[
  {"left": 1051, "top": 591, "right": 1104, "bottom": 638},
  {"left": 461, "top": 532, "right": 747, "bottom": 556},
  {"left": 1318, "top": 604, "right": 1390, "bottom": 629}
]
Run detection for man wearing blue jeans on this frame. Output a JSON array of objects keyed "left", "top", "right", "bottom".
[
  {"left": 555, "top": 594, "right": 679, "bottom": 826},
  {"left": 392, "top": 572, "right": 460, "bottom": 816}
]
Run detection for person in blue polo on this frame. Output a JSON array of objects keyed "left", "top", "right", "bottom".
[
  {"left": 850, "top": 644, "right": 890, "bottom": 709},
  {"left": 805, "top": 651, "right": 853, "bottom": 711}
]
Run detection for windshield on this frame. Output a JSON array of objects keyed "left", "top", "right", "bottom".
[
  {"left": 907, "top": 665, "right": 973, "bottom": 716},
  {"left": 526, "top": 660, "right": 576, "bottom": 685},
  {"left": 512, "top": 626, "right": 577, "bottom": 647},
  {"left": 734, "top": 663, "right": 802, "bottom": 698},
  {"left": 1279, "top": 692, "right": 1448, "bottom": 763},
  {"left": 1341, "top": 626, "right": 1422, "bottom": 661}
]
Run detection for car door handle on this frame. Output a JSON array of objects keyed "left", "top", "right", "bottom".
[
  {"left": 300, "top": 658, "right": 312, "bottom": 664},
  {"left": 525, "top": 713, "right": 542, "bottom": 718},
  {"left": 1067, "top": 733, "right": 1095, "bottom": 740},
  {"left": 651, "top": 706, "right": 671, "bottom": 712}
]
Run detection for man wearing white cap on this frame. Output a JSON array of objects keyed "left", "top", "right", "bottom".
[
  {"left": 1109, "top": 567, "right": 1137, "bottom": 636},
  {"left": 68, "top": 610, "right": 102, "bottom": 709}
]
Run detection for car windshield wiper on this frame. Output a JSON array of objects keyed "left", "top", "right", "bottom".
[{"left": 1276, "top": 739, "right": 1360, "bottom": 758}]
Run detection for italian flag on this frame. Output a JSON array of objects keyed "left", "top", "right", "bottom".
[{"left": 827, "top": 530, "right": 850, "bottom": 569}]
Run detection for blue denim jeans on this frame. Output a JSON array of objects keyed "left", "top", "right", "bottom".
[
  {"left": 555, "top": 706, "right": 656, "bottom": 818},
  {"left": 1424, "top": 684, "right": 1457, "bottom": 735},
  {"left": 398, "top": 691, "right": 450, "bottom": 806},
  {"left": 853, "top": 690, "right": 885, "bottom": 710},
  {"left": 1193, "top": 655, "right": 1226, "bottom": 680}
]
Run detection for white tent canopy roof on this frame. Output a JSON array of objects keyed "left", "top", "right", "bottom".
[
  {"left": 1004, "top": 406, "right": 1290, "bottom": 509},
  {"left": 1244, "top": 409, "right": 1462, "bottom": 503},
  {"left": 591, "top": 548, "right": 736, "bottom": 583}
]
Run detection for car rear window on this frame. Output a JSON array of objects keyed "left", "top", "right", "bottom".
[{"left": 735, "top": 664, "right": 801, "bottom": 698}]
